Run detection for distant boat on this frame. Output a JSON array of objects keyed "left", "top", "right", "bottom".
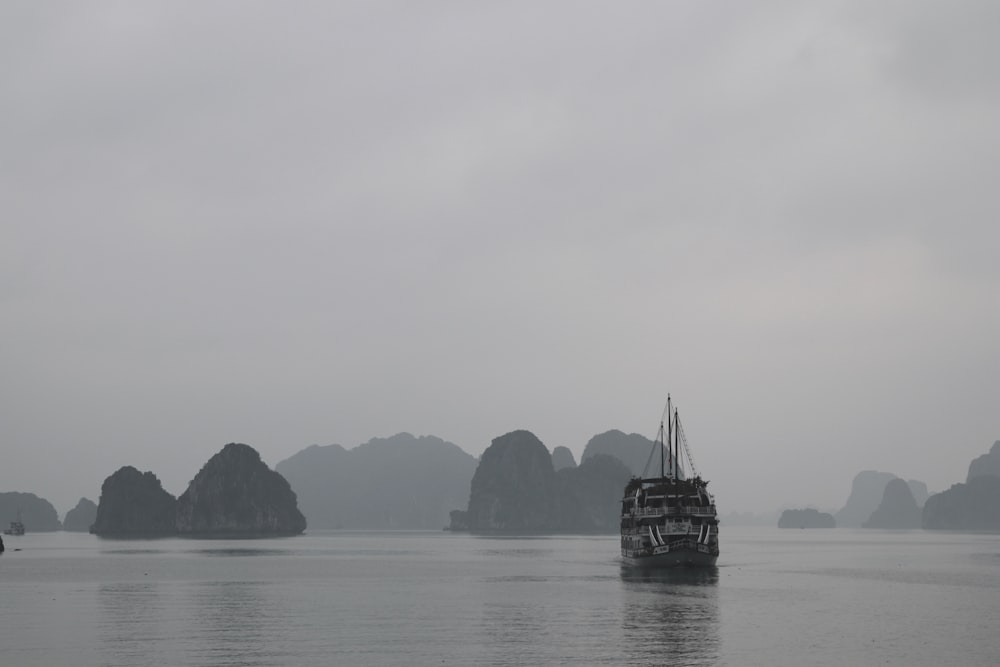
[
  {"left": 4, "top": 509, "right": 26, "bottom": 536},
  {"left": 620, "top": 395, "right": 719, "bottom": 567}
]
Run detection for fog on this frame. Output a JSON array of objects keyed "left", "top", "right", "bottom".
[{"left": 3, "top": 2, "right": 998, "bottom": 516}]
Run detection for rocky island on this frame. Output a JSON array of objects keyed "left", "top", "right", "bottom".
[
  {"left": 454, "top": 429, "right": 632, "bottom": 534},
  {"left": 176, "top": 443, "right": 305, "bottom": 536},
  {"left": 464, "top": 430, "right": 556, "bottom": 533},
  {"left": 90, "top": 467, "right": 179, "bottom": 536},
  {"left": 922, "top": 476, "right": 1000, "bottom": 531},
  {"left": 835, "top": 471, "right": 928, "bottom": 528},
  {"left": 63, "top": 497, "right": 98, "bottom": 532},
  {"left": 778, "top": 508, "right": 835, "bottom": 528},
  {"left": 923, "top": 441, "right": 1000, "bottom": 531},
  {"left": 864, "top": 478, "right": 921, "bottom": 529},
  {"left": 91, "top": 443, "right": 305, "bottom": 537},
  {"left": 0, "top": 491, "right": 63, "bottom": 532}
]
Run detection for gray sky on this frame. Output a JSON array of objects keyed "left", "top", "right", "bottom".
[{"left": 3, "top": 1, "right": 998, "bottom": 517}]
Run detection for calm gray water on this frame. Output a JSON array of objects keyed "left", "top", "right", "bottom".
[{"left": 1, "top": 527, "right": 998, "bottom": 666}]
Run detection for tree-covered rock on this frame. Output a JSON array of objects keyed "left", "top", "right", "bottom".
[
  {"left": 967, "top": 441, "right": 1000, "bottom": 482},
  {"left": 91, "top": 467, "right": 177, "bottom": 536},
  {"left": 553, "top": 454, "right": 632, "bottom": 532},
  {"left": 778, "top": 508, "right": 835, "bottom": 528},
  {"left": 863, "top": 479, "right": 921, "bottom": 529},
  {"left": 276, "top": 433, "right": 477, "bottom": 530},
  {"left": 176, "top": 443, "right": 305, "bottom": 535},
  {"left": 923, "top": 475, "right": 1000, "bottom": 531},
  {"left": 0, "top": 492, "right": 62, "bottom": 532},
  {"left": 551, "top": 446, "right": 577, "bottom": 471},
  {"left": 63, "top": 497, "right": 98, "bottom": 532},
  {"left": 465, "top": 430, "right": 556, "bottom": 533}
]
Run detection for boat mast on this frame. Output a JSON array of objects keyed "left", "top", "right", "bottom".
[
  {"left": 659, "top": 418, "right": 665, "bottom": 479},
  {"left": 673, "top": 406, "right": 679, "bottom": 479},
  {"left": 666, "top": 394, "right": 672, "bottom": 479}
]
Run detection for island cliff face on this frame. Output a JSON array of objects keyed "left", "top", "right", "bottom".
[
  {"left": 91, "top": 467, "right": 177, "bottom": 535},
  {"left": 967, "top": 441, "right": 1000, "bottom": 482},
  {"left": 176, "top": 443, "right": 306, "bottom": 535},
  {"left": 863, "top": 478, "right": 921, "bottom": 529},
  {"left": 554, "top": 454, "right": 632, "bottom": 532},
  {"left": 63, "top": 497, "right": 98, "bottom": 532},
  {"left": 454, "top": 431, "right": 636, "bottom": 534},
  {"left": 920, "top": 439, "right": 1000, "bottom": 531},
  {"left": 923, "top": 475, "right": 1000, "bottom": 531},
  {"left": 465, "top": 430, "right": 556, "bottom": 533}
]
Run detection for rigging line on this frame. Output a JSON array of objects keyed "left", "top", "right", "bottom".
[
  {"left": 651, "top": 397, "right": 672, "bottom": 477},
  {"left": 641, "top": 421, "right": 662, "bottom": 478},
  {"left": 641, "top": 398, "right": 676, "bottom": 479},
  {"left": 677, "top": 416, "right": 700, "bottom": 479}
]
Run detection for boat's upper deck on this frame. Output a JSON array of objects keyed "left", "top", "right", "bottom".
[
  {"left": 625, "top": 504, "right": 718, "bottom": 518},
  {"left": 621, "top": 475, "right": 716, "bottom": 518}
]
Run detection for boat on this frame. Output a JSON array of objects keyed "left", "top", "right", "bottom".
[
  {"left": 4, "top": 509, "right": 25, "bottom": 536},
  {"left": 620, "top": 395, "right": 719, "bottom": 567}
]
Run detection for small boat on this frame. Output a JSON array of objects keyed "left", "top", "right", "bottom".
[
  {"left": 620, "top": 396, "right": 719, "bottom": 567},
  {"left": 4, "top": 510, "right": 25, "bottom": 536}
]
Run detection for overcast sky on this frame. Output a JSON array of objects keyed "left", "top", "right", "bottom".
[{"left": 3, "top": 1, "right": 998, "bottom": 517}]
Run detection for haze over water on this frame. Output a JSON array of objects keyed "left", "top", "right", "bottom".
[
  {"left": 4, "top": 2, "right": 1000, "bottom": 518},
  {"left": 2, "top": 528, "right": 998, "bottom": 666}
]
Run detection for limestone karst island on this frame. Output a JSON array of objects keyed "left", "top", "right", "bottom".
[{"left": 90, "top": 443, "right": 306, "bottom": 537}]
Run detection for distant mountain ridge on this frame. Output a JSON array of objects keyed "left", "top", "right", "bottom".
[
  {"left": 275, "top": 433, "right": 477, "bottom": 530},
  {"left": 581, "top": 430, "right": 661, "bottom": 477}
]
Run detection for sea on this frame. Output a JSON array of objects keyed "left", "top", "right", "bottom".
[{"left": 1, "top": 527, "right": 998, "bottom": 666}]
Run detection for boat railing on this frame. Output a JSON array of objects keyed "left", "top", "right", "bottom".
[
  {"left": 632, "top": 505, "right": 717, "bottom": 518},
  {"left": 664, "top": 539, "right": 717, "bottom": 554}
]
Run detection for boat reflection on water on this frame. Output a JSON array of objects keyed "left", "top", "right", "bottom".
[
  {"left": 620, "top": 564, "right": 719, "bottom": 586},
  {"left": 619, "top": 564, "right": 720, "bottom": 666}
]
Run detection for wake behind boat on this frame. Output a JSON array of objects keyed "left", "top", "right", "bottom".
[{"left": 620, "top": 396, "right": 719, "bottom": 567}]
